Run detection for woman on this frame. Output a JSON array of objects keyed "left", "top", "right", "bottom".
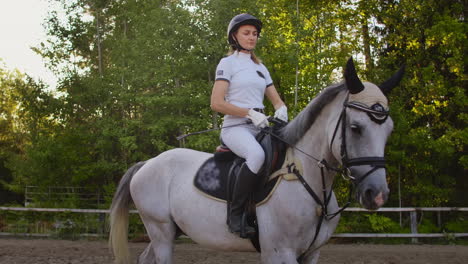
[{"left": 210, "top": 13, "right": 288, "bottom": 236}]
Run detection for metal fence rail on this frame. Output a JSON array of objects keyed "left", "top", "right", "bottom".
[{"left": 1, "top": 207, "right": 467, "bottom": 241}]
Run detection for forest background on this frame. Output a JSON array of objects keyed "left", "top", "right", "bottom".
[{"left": 0, "top": 0, "right": 466, "bottom": 235}]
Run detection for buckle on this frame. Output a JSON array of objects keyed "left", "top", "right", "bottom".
[{"left": 341, "top": 167, "right": 355, "bottom": 181}]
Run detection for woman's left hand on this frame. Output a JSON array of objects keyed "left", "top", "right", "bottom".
[{"left": 274, "top": 105, "right": 288, "bottom": 122}]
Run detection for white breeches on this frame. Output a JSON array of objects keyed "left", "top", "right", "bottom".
[{"left": 220, "top": 124, "right": 265, "bottom": 174}]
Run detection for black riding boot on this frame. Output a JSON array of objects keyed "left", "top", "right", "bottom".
[{"left": 228, "top": 163, "right": 257, "bottom": 237}]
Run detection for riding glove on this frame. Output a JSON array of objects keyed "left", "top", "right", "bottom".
[
  {"left": 274, "top": 105, "right": 288, "bottom": 122},
  {"left": 247, "top": 109, "right": 269, "bottom": 128}
]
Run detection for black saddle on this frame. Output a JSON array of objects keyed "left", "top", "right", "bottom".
[
  {"left": 194, "top": 120, "right": 287, "bottom": 202},
  {"left": 193, "top": 119, "right": 288, "bottom": 251}
]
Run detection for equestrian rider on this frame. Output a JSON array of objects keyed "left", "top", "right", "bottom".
[{"left": 210, "top": 13, "right": 288, "bottom": 236}]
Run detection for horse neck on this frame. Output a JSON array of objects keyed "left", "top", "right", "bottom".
[{"left": 293, "top": 91, "right": 346, "bottom": 187}]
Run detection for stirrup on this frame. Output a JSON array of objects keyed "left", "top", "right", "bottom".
[{"left": 228, "top": 212, "right": 255, "bottom": 238}]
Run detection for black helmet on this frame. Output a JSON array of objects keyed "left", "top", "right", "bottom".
[{"left": 227, "top": 13, "right": 262, "bottom": 50}]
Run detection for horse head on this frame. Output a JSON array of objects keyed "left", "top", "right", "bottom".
[{"left": 335, "top": 57, "right": 405, "bottom": 210}]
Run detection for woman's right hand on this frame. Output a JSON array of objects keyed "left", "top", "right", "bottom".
[{"left": 247, "top": 109, "right": 269, "bottom": 128}]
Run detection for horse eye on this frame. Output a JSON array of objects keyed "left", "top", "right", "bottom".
[{"left": 350, "top": 124, "right": 361, "bottom": 134}]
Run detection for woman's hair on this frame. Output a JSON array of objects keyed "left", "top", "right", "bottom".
[{"left": 228, "top": 47, "right": 261, "bottom": 64}]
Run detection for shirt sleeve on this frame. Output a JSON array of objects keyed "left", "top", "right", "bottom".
[
  {"left": 262, "top": 64, "right": 274, "bottom": 88},
  {"left": 215, "top": 58, "right": 231, "bottom": 83}
]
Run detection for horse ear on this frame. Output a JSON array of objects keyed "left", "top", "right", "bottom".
[
  {"left": 344, "top": 57, "right": 364, "bottom": 94},
  {"left": 379, "top": 65, "right": 405, "bottom": 95}
]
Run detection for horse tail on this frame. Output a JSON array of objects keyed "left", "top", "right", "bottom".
[{"left": 109, "top": 161, "right": 146, "bottom": 264}]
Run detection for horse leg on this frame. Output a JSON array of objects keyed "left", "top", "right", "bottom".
[
  {"left": 260, "top": 249, "right": 299, "bottom": 264},
  {"left": 140, "top": 216, "right": 176, "bottom": 264},
  {"left": 129, "top": 152, "right": 179, "bottom": 263},
  {"left": 137, "top": 242, "right": 155, "bottom": 264},
  {"left": 260, "top": 249, "right": 319, "bottom": 264},
  {"left": 301, "top": 250, "right": 320, "bottom": 264}
]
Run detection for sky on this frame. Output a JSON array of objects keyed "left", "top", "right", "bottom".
[{"left": 0, "top": 0, "right": 57, "bottom": 89}]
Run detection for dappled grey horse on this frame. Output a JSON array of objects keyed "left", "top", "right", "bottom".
[{"left": 109, "top": 58, "right": 404, "bottom": 264}]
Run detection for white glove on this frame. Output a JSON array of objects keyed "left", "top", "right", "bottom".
[
  {"left": 274, "top": 105, "right": 288, "bottom": 122},
  {"left": 246, "top": 109, "right": 269, "bottom": 128}
]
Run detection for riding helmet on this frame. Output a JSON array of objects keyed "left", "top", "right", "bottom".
[{"left": 227, "top": 13, "right": 262, "bottom": 50}]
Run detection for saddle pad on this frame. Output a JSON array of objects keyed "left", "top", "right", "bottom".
[{"left": 194, "top": 156, "right": 281, "bottom": 205}]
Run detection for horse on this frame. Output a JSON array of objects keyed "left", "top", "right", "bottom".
[{"left": 109, "top": 57, "right": 405, "bottom": 264}]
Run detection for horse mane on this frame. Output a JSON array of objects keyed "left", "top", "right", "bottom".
[{"left": 279, "top": 82, "right": 346, "bottom": 145}]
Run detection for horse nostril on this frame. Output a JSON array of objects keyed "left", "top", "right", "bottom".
[
  {"left": 364, "top": 188, "right": 374, "bottom": 201},
  {"left": 362, "top": 188, "right": 386, "bottom": 209}
]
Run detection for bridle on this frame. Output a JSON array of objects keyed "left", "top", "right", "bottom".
[
  {"left": 288, "top": 93, "right": 390, "bottom": 262},
  {"left": 329, "top": 94, "right": 389, "bottom": 187}
]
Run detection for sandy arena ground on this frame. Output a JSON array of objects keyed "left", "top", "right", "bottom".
[{"left": 0, "top": 238, "right": 467, "bottom": 263}]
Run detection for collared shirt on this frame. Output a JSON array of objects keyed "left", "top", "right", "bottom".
[{"left": 215, "top": 51, "right": 273, "bottom": 112}]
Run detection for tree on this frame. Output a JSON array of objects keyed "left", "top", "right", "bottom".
[
  {"left": 372, "top": 0, "right": 467, "bottom": 206},
  {"left": 0, "top": 63, "right": 27, "bottom": 204}
]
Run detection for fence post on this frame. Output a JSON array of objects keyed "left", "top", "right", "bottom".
[
  {"left": 99, "top": 212, "right": 105, "bottom": 235},
  {"left": 410, "top": 211, "right": 418, "bottom": 243},
  {"left": 437, "top": 211, "right": 442, "bottom": 228}
]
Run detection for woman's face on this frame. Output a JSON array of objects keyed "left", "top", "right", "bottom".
[{"left": 234, "top": 24, "right": 258, "bottom": 52}]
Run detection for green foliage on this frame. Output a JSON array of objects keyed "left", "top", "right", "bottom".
[
  {"left": 366, "top": 214, "right": 401, "bottom": 233},
  {"left": 445, "top": 218, "right": 468, "bottom": 233},
  {"left": 0, "top": 65, "right": 30, "bottom": 204},
  {"left": 374, "top": 0, "right": 467, "bottom": 207},
  {"left": 336, "top": 212, "right": 406, "bottom": 234},
  {"left": 0, "top": 210, "right": 108, "bottom": 239},
  {"left": 0, "top": 0, "right": 465, "bottom": 232},
  {"left": 418, "top": 217, "right": 439, "bottom": 234}
]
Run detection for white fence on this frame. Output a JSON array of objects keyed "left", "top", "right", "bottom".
[{"left": 1, "top": 207, "right": 467, "bottom": 242}]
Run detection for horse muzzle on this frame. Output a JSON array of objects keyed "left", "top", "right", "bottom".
[
  {"left": 359, "top": 184, "right": 389, "bottom": 210},
  {"left": 353, "top": 167, "right": 389, "bottom": 210}
]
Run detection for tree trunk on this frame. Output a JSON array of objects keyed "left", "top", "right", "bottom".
[
  {"left": 362, "top": 17, "right": 373, "bottom": 72},
  {"left": 96, "top": 11, "right": 103, "bottom": 77}
]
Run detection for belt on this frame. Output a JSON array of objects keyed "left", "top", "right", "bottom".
[{"left": 252, "top": 108, "right": 265, "bottom": 114}]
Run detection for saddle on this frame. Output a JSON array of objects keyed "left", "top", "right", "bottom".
[
  {"left": 194, "top": 122, "right": 287, "bottom": 204},
  {"left": 194, "top": 120, "right": 291, "bottom": 251}
]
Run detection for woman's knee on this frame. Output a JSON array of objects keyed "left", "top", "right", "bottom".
[{"left": 246, "top": 149, "right": 265, "bottom": 173}]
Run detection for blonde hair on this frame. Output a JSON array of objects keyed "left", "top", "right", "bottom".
[{"left": 228, "top": 48, "right": 262, "bottom": 64}]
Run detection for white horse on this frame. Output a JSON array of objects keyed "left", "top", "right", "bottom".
[{"left": 109, "top": 58, "right": 405, "bottom": 264}]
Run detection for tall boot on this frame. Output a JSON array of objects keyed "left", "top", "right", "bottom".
[{"left": 228, "top": 163, "right": 257, "bottom": 237}]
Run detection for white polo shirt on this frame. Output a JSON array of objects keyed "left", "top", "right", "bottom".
[{"left": 215, "top": 51, "right": 273, "bottom": 125}]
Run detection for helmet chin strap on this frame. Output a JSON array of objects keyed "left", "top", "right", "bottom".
[{"left": 232, "top": 36, "right": 253, "bottom": 52}]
